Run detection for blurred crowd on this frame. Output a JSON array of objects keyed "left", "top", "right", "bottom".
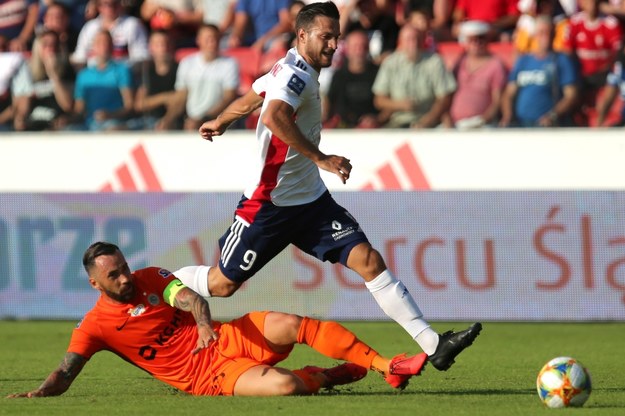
[{"left": 1, "top": 0, "right": 624, "bottom": 132}]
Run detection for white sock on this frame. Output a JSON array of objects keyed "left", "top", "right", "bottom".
[
  {"left": 365, "top": 270, "right": 439, "bottom": 355},
  {"left": 172, "top": 265, "right": 212, "bottom": 299}
]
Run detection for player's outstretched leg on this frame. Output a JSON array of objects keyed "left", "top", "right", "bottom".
[
  {"left": 299, "top": 363, "right": 368, "bottom": 389},
  {"left": 384, "top": 352, "right": 428, "bottom": 389},
  {"left": 296, "top": 317, "right": 428, "bottom": 389},
  {"left": 428, "top": 322, "right": 482, "bottom": 371}
]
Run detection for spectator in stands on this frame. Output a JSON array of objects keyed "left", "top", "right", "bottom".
[
  {"left": 202, "top": 0, "right": 237, "bottom": 48},
  {"left": 449, "top": 21, "right": 508, "bottom": 129},
  {"left": 559, "top": 0, "right": 578, "bottom": 16},
  {"left": 563, "top": 0, "right": 622, "bottom": 125},
  {"left": 596, "top": 49, "right": 625, "bottom": 126},
  {"left": 1, "top": 0, "right": 39, "bottom": 52},
  {"left": 342, "top": 0, "right": 400, "bottom": 64},
  {"left": 372, "top": 24, "right": 456, "bottom": 128},
  {"left": 400, "top": 0, "right": 455, "bottom": 41},
  {"left": 405, "top": 6, "right": 437, "bottom": 52},
  {"left": 24, "top": 29, "right": 75, "bottom": 131},
  {"left": 38, "top": 2, "right": 79, "bottom": 57},
  {"left": 37, "top": 0, "right": 91, "bottom": 34},
  {"left": 134, "top": 30, "right": 180, "bottom": 130},
  {"left": 72, "top": 29, "right": 135, "bottom": 131},
  {"left": 282, "top": 0, "right": 306, "bottom": 49},
  {"left": 600, "top": 0, "right": 625, "bottom": 23},
  {"left": 0, "top": 35, "right": 33, "bottom": 130},
  {"left": 228, "top": 0, "right": 291, "bottom": 52},
  {"left": 325, "top": 29, "right": 382, "bottom": 128},
  {"left": 170, "top": 24, "right": 239, "bottom": 132},
  {"left": 514, "top": 0, "right": 569, "bottom": 54},
  {"left": 71, "top": 0, "right": 149, "bottom": 70},
  {"left": 140, "top": 0, "right": 204, "bottom": 49},
  {"left": 500, "top": 15, "right": 578, "bottom": 127},
  {"left": 452, "top": 0, "right": 520, "bottom": 41}
]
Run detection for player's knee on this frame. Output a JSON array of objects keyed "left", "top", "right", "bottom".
[
  {"left": 281, "top": 313, "right": 304, "bottom": 335},
  {"left": 209, "top": 283, "right": 239, "bottom": 297},
  {"left": 272, "top": 375, "right": 302, "bottom": 396},
  {"left": 348, "top": 244, "right": 386, "bottom": 279},
  {"left": 208, "top": 271, "right": 241, "bottom": 297}
]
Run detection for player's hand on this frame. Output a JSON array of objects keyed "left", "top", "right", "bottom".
[
  {"left": 192, "top": 323, "right": 218, "bottom": 355},
  {"left": 318, "top": 155, "right": 352, "bottom": 184},
  {"left": 198, "top": 120, "right": 225, "bottom": 142},
  {"left": 93, "top": 110, "right": 108, "bottom": 122},
  {"left": 7, "top": 390, "right": 41, "bottom": 398}
]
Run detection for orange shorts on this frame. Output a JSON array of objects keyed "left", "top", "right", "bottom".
[{"left": 194, "top": 311, "right": 293, "bottom": 396}]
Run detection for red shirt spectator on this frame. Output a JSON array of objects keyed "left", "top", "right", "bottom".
[
  {"left": 563, "top": 9, "right": 622, "bottom": 78},
  {"left": 454, "top": 0, "right": 519, "bottom": 23},
  {"left": 453, "top": 0, "right": 519, "bottom": 40}
]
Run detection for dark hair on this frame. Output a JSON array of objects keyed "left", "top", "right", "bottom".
[
  {"left": 295, "top": 1, "right": 340, "bottom": 32},
  {"left": 198, "top": 23, "right": 221, "bottom": 36},
  {"left": 83, "top": 241, "right": 120, "bottom": 274},
  {"left": 46, "top": 1, "right": 70, "bottom": 15}
]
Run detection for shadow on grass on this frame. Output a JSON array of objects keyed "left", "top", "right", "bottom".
[{"left": 319, "top": 387, "right": 535, "bottom": 397}]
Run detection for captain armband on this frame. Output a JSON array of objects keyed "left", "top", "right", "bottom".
[{"left": 163, "top": 279, "right": 186, "bottom": 307}]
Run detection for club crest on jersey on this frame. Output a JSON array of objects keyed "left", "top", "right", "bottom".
[
  {"left": 287, "top": 74, "right": 306, "bottom": 95},
  {"left": 147, "top": 293, "right": 160, "bottom": 306}
]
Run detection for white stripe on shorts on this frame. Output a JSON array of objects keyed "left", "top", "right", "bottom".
[{"left": 221, "top": 218, "right": 247, "bottom": 267}]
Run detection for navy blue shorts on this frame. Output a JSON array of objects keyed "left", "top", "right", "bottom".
[{"left": 218, "top": 191, "right": 369, "bottom": 283}]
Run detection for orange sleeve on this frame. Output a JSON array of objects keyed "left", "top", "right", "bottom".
[{"left": 67, "top": 311, "right": 107, "bottom": 359}]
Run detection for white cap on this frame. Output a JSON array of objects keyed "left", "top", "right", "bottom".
[{"left": 458, "top": 20, "right": 490, "bottom": 43}]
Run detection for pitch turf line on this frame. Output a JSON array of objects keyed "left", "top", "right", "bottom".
[{"left": 2, "top": 321, "right": 625, "bottom": 416}]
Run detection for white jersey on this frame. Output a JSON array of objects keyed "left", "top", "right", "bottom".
[
  {"left": 246, "top": 48, "right": 327, "bottom": 207},
  {"left": 72, "top": 15, "right": 149, "bottom": 65}
]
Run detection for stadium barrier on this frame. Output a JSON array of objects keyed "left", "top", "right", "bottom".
[{"left": 0, "top": 129, "right": 624, "bottom": 321}]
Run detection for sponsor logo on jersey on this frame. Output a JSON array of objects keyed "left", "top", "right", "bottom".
[
  {"left": 332, "top": 220, "right": 342, "bottom": 230},
  {"left": 158, "top": 268, "right": 172, "bottom": 278},
  {"left": 128, "top": 304, "right": 146, "bottom": 317},
  {"left": 287, "top": 74, "right": 306, "bottom": 95},
  {"left": 138, "top": 309, "right": 185, "bottom": 361},
  {"left": 331, "top": 225, "right": 356, "bottom": 241}
]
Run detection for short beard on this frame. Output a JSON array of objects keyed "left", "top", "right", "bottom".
[{"left": 103, "top": 285, "right": 136, "bottom": 303}]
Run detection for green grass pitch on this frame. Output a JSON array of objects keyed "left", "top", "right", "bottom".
[{"left": 2, "top": 320, "right": 624, "bottom": 415}]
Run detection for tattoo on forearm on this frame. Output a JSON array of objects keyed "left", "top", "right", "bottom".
[
  {"left": 174, "top": 288, "right": 211, "bottom": 326},
  {"left": 37, "top": 353, "right": 86, "bottom": 396}
]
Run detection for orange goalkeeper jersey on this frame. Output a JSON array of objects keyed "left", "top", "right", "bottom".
[{"left": 68, "top": 267, "right": 223, "bottom": 395}]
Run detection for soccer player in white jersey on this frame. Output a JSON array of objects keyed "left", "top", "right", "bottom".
[{"left": 179, "top": 1, "right": 482, "bottom": 378}]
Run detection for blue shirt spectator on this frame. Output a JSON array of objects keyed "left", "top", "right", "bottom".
[
  {"left": 229, "top": 0, "right": 290, "bottom": 50},
  {"left": 73, "top": 29, "right": 134, "bottom": 131},
  {"left": 509, "top": 52, "right": 577, "bottom": 124},
  {"left": 500, "top": 15, "right": 578, "bottom": 127}
]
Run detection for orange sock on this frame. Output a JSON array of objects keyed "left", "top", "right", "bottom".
[
  {"left": 292, "top": 369, "right": 322, "bottom": 394},
  {"left": 296, "top": 317, "right": 377, "bottom": 370}
]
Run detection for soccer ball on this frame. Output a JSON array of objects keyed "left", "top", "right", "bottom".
[{"left": 536, "top": 356, "right": 591, "bottom": 408}]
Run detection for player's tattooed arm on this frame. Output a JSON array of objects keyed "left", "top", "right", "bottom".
[
  {"left": 174, "top": 287, "right": 219, "bottom": 353},
  {"left": 7, "top": 352, "right": 87, "bottom": 398}
]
